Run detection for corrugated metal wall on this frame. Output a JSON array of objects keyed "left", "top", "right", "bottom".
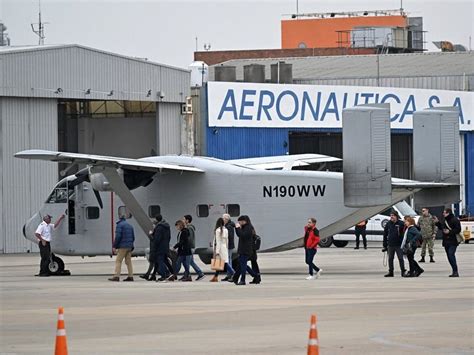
[
  {"left": 0, "top": 46, "right": 190, "bottom": 103},
  {"left": 465, "top": 132, "right": 474, "bottom": 215},
  {"left": 157, "top": 103, "right": 182, "bottom": 155},
  {"left": 206, "top": 127, "right": 288, "bottom": 159},
  {"left": 1, "top": 98, "right": 58, "bottom": 253},
  {"left": 296, "top": 75, "right": 473, "bottom": 91}
]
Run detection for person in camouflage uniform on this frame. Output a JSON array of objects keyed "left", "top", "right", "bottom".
[{"left": 417, "top": 207, "right": 438, "bottom": 263}]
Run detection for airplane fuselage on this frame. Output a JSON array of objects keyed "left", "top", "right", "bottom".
[{"left": 23, "top": 155, "right": 415, "bottom": 259}]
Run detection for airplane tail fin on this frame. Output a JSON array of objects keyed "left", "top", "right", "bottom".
[
  {"left": 413, "top": 107, "right": 460, "bottom": 209},
  {"left": 342, "top": 104, "right": 392, "bottom": 207}
]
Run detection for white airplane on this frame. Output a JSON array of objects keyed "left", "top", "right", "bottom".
[{"left": 16, "top": 149, "right": 452, "bottom": 274}]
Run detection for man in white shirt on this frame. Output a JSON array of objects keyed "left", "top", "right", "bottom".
[{"left": 35, "top": 214, "right": 65, "bottom": 276}]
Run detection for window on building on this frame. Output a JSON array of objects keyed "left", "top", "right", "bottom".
[
  {"left": 196, "top": 204, "right": 209, "bottom": 218},
  {"left": 148, "top": 205, "right": 161, "bottom": 218},
  {"left": 86, "top": 207, "right": 100, "bottom": 219},
  {"left": 118, "top": 206, "right": 132, "bottom": 219},
  {"left": 226, "top": 204, "right": 240, "bottom": 217}
]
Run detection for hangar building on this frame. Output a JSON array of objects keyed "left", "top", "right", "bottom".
[
  {"left": 200, "top": 51, "right": 474, "bottom": 215},
  {"left": 0, "top": 44, "right": 190, "bottom": 253}
]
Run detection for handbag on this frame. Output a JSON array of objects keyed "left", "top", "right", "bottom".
[
  {"left": 211, "top": 255, "right": 225, "bottom": 271},
  {"left": 444, "top": 220, "right": 464, "bottom": 244}
]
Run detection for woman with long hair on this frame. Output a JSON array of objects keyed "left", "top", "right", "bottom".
[
  {"left": 402, "top": 216, "right": 424, "bottom": 277},
  {"left": 172, "top": 220, "right": 192, "bottom": 282},
  {"left": 210, "top": 217, "right": 235, "bottom": 282}
]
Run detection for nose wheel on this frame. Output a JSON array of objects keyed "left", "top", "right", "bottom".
[{"left": 48, "top": 254, "right": 65, "bottom": 275}]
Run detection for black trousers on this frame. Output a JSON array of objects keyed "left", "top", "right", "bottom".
[
  {"left": 39, "top": 241, "right": 51, "bottom": 275},
  {"left": 152, "top": 254, "right": 174, "bottom": 277},
  {"left": 355, "top": 229, "right": 367, "bottom": 247},
  {"left": 406, "top": 250, "right": 422, "bottom": 274},
  {"left": 247, "top": 253, "right": 260, "bottom": 275},
  {"left": 387, "top": 246, "right": 405, "bottom": 273}
]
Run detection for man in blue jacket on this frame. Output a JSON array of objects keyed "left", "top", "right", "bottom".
[
  {"left": 109, "top": 212, "right": 135, "bottom": 282},
  {"left": 382, "top": 211, "right": 406, "bottom": 277}
]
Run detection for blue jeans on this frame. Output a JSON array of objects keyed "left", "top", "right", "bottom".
[
  {"left": 176, "top": 253, "right": 203, "bottom": 276},
  {"left": 444, "top": 245, "right": 458, "bottom": 273},
  {"left": 305, "top": 248, "right": 320, "bottom": 276},
  {"left": 227, "top": 249, "right": 235, "bottom": 276},
  {"left": 236, "top": 254, "right": 256, "bottom": 283},
  {"left": 189, "top": 254, "right": 203, "bottom": 275},
  {"left": 176, "top": 255, "right": 191, "bottom": 277}
]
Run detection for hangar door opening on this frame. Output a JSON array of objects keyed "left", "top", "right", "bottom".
[{"left": 288, "top": 131, "right": 413, "bottom": 179}]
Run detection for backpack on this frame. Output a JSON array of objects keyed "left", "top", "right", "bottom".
[{"left": 254, "top": 235, "right": 261, "bottom": 251}]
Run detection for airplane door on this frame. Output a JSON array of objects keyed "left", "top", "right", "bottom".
[{"left": 71, "top": 183, "right": 84, "bottom": 234}]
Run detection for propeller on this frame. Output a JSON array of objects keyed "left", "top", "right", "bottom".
[{"left": 71, "top": 168, "right": 104, "bottom": 209}]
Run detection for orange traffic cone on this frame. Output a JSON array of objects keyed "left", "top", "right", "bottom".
[
  {"left": 55, "top": 307, "right": 68, "bottom": 355},
  {"left": 307, "top": 314, "right": 319, "bottom": 355}
]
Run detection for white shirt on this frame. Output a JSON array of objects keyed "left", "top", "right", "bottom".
[{"left": 35, "top": 221, "right": 55, "bottom": 242}]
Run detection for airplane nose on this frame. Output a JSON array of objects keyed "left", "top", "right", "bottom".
[{"left": 24, "top": 212, "right": 41, "bottom": 243}]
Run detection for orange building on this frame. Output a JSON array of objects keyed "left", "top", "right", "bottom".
[{"left": 282, "top": 14, "right": 408, "bottom": 49}]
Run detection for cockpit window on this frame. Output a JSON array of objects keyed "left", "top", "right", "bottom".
[{"left": 46, "top": 180, "right": 74, "bottom": 203}]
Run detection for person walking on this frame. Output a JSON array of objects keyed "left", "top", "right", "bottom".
[
  {"left": 182, "top": 215, "right": 205, "bottom": 281},
  {"left": 382, "top": 211, "right": 406, "bottom": 277},
  {"left": 108, "top": 213, "right": 135, "bottom": 282},
  {"left": 304, "top": 218, "right": 322, "bottom": 280},
  {"left": 151, "top": 215, "right": 173, "bottom": 282},
  {"left": 401, "top": 217, "right": 424, "bottom": 277},
  {"left": 141, "top": 218, "right": 159, "bottom": 281},
  {"left": 222, "top": 213, "right": 236, "bottom": 281},
  {"left": 354, "top": 220, "right": 368, "bottom": 249},
  {"left": 34, "top": 214, "right": 65, "bottom": 276},
  {"left": 210, "top": 217, "right": 235, "bottom": 282},
  {"left": 247, "top": 220, "right": 262, "bottom": 285},
  {"left": 172, "top": 220, "right": 193, "bottom": 282},
  {"left": 434, "top": 208, "right": 462, "bottom": 277},
  {"left": 233, "top": 215, "right": 257, "bottom": 285},
  {"left": 417, "top": 207, "right": 437, "bottom": 263}
]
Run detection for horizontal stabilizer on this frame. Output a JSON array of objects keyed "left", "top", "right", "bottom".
[{"left": 14, "top": 150, "right": 204, "bottom": 173}]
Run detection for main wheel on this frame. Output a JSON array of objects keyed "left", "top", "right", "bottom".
[
  {"left": 197, "top": 253, "right": 212, "bottom": 265},
  {"left": 318, "top": 236, "right": 333, "bottom": 248},
  {"left": 333, "top": 240, "right": 349, "bottom": 248},
  {"left": 48, "top": 255, "right": 65, "bottom": 275}
]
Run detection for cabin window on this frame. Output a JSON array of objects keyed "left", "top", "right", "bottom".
[
  {"left": 118, "top": 206, "right": 132, "bottom": 219},
  {"left": 86, "top": 207, "right": 100, "bottom": 219},
  {"left": 148, "top": 205, "right": 161, "bottom": 218},
  {"left": 226, "top": 204, "right": 240, "bottom": 217},
  {"left": 196, "top": 204, "right": 209, "bottom": 218}
]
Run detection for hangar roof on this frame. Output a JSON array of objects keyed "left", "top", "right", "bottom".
[
  {"left": 209, "top": 52, "right": 474, "bottom": 81},
  {"left": 0, "top": 44, "right": 190, "bottom": 102}
]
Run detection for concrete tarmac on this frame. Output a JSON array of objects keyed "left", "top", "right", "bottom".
[{"left": 1, "top": 242, "right": 473, "bottom": 354}]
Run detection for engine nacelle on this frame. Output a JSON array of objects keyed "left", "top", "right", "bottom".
[{"left": 89, "top": 173, "right": 113, "bottom": 191}]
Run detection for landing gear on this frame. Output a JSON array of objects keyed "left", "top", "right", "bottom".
[
  {"left": 48, "top": 254, "right": 70, "bottom": 275},
  {"left": 333, "top": 240, "right": 349, "bottom": 248},
  {"left": 318, "top": 237, "right": 333, "bottom": 248}
]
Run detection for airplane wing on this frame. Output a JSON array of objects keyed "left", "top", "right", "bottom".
[
  {"left": 229, "top": 154, "right": 341, "bottom": 170},
  {"left": 14, "top": 150, "right": 204, "bottom": 173}
]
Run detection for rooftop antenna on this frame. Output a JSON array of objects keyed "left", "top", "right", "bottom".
[{"left": 31, "top": 0, "right": 48, "bottom": 45}]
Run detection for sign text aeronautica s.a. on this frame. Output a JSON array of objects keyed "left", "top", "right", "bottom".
[{"left": 207, "top": 82, "right": 473, "bottom": 131}]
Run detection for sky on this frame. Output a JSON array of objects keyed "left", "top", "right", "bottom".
[{"left": 1, "top": 0, "right": 473, "bottom": 68}]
